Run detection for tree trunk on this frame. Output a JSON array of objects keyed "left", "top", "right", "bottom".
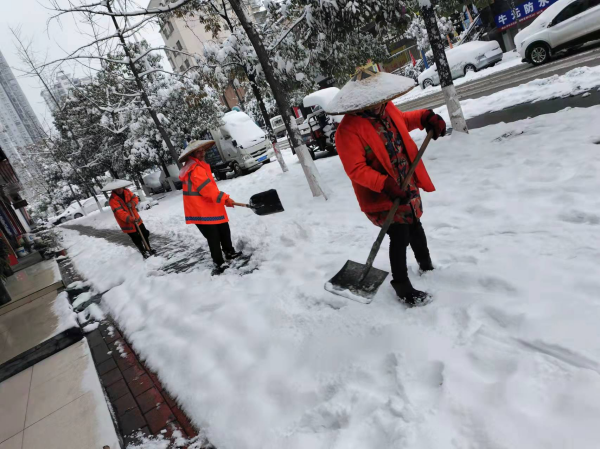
[
  {"left": 107, "top": 2, "right": 183, "bottom": 169},
  {"left": 247, "top": 73, "right": 288, "bottom": 172},
  {"left": 218, "top": 7, "right": 288, "bottom": 173},
  {"left": 228, "top": 0, "right": 327, "bottom": 198},
  {"left": 421, "top": 3, "right": 468, "bottom": 134}
]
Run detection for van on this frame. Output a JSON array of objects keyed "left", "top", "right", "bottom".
[
  {"left": 207, "top": 111, "right": 274, "bottom": 180},
  {"left": 270, "top": 115, "right": 287, "bottom": 138}
]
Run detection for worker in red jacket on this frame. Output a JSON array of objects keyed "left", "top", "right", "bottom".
[
  {"left": 329, "top": 68, "right": 447, "bottom": 306},
  {"left": 178, "top": 140, "right": 241, "bottom": 274},
  {"left": 105, "top": 180, "right": 155, "bottom": 258}
]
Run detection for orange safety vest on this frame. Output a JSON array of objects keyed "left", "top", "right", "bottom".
[
  {"left": 109, "top": 189, "right": 142, "bottom": 233},
  {"left": 179, "top": 157, "right": 230, "bottom": 225}
]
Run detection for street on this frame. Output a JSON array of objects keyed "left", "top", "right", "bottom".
[{"left": 397, "top": 42, "right": 600, "bottom": 111}]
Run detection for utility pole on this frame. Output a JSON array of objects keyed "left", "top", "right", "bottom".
[{"left": 421, "top": 0, "right": 468, "bottom": 133}]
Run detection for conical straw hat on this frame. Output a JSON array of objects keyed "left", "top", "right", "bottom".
[
  {"left": 324, "top": 68, "right": 415, "bottom": 115},
  {"left": 101, "top": 179, "right": 133, "bottom": 192},
  {"left": 178, "top": 140, "right": 216, "bottom": 163}
]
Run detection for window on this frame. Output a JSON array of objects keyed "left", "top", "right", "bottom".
[
  {"left": 587, "top": 0, "right": 600, "bottom": 8},
  {"left": 162, "top": 20, "right": 174, "bottom": 38},
  {"left": 553, "top": 0, "right": 587, "bottom": 24},
  {"left": 179, "top": 64, "right": 185, "bottom": 72},
  {"left": 175, "top": 40, "right": 183, "bottom": 51},
  {"left": 184, "top": 59, "right": 191, "bottom": 69}
]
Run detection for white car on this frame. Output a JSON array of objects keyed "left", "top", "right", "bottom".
[
  {"left": 48, "top": 196, "right": 108, "bottom": 225},
  {"left": 418, "top": 40, "right": 503, "bottom": 89},
  {"left": 515, "top": 0, "right": 600, "bottom": 65}
]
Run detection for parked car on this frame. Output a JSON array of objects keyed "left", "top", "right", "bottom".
[
  {"left": 48, "top": 196, "right": 109, "bottom": 225},
  {"left": 294, "top": 87, "right": 343, "bottom": 159},
  {"left": 208, "top": 110, "right": 274, "bottom": 180},
  {"left": 270, "top": 115, "right": 287, "bottom": 138},
  {"left": 418, "top": 40, "right": 503, "bottom": 89},
  {"left": 515, "top": 0, "right": 600, "bottom": 66}
]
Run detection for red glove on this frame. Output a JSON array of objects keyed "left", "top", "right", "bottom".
[
  {"left": 383, "top": 177, "right": 409, "bottom": 204},
  {"left": 422, "top": 110, "right": 447, "bottom": 140},
  {"left": 225, "top": 198, "right": 235, "bottom": 207}
]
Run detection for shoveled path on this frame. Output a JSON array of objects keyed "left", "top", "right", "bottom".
[{"left": 62, "top": 224, "right": 211, "bottom": 274}]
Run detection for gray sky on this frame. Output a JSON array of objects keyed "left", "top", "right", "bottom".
[{"left": 0, "top": 0, "right": 166, "bottom": 128}]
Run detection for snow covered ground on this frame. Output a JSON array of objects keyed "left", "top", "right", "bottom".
[
  {"left": 62, "top": 104, "right": 600, "bottom": 449},
  {"left": 396, "top": 50, "right": 525, "bottom": 103}
]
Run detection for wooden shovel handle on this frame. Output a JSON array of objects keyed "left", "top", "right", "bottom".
[
  {"left": 232, "top": 202, "right": 249, "bottom": 208},
  {"left": 361, "top": 131, "right": 435, "bottom": 277}
]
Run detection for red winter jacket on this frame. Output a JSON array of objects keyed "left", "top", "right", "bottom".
[
  {"left": 109, "top": 188, "right": 142, "bottom": 233},
  {"left": 335, "top": 103, "right": 435, "bottom": 214}
]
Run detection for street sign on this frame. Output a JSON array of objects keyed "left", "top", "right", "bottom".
[{"left": 494, "top": 0, "right": 560, "bottom": 31}]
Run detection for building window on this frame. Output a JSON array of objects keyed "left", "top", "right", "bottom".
[
  {"left": 162, "top": 20, "right": 174, "bottom": 38},
  {"left": 175, "top": 40, "right": 183, "bottom": 51},
  {"left": 179, "top": 64, "right": 185, "bottom": 72},
  {"left": 184, "top": 59, "right": 191, "bottom": 69}
]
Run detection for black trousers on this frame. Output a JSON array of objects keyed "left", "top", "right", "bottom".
[
  {"left": 387, "top": 220, "right": 431, "bottom": 282},
  {"left": 196, "top": 223, "right": 234, "bottom": 265},
  {"left": 128, "top": 223, "right": 151, "bottom": 254}
]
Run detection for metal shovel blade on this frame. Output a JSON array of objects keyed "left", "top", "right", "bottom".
[
  {"left": 324, "top": 260, "right": 389, "bottom": 304},
  {"left": 248, "top": 189, "right": 284, "bottom": 216}
]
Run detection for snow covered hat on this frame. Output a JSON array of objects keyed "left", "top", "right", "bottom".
[
  {"left": 101, "top": 179, "right": 133, "bottom": 192},
  {"left": 324, "top": 68, "right": 416, "bottom": 115},
  {"left": 178, "top": 140, "right": 215, "bottom": 163}
]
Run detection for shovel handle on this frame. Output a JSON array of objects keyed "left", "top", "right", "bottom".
[
  {"left": 232, "top": 202, "right": 249, "bottom": 208},
  {"left": 360, "top": 131, "right": 435, "bottom": 279}
]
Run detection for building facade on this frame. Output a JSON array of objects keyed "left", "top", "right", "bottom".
[
  {"left": 41, "top": 72, "right": 93, "bottom": 112},
  {"left": 0, "top": 50, "right": 43, "bottom": 166},
  {"left": 148, "top": 0, "right": 265, "bottom": 109}
]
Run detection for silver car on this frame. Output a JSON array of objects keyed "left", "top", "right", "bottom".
[{"left": 418, "top": 40, "right": 504, "bottom": 89}]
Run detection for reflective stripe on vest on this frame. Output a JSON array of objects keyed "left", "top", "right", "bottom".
[
  {"left": 185, "top": 215, "right": 225, "bottom": 222},
  {"left": 121, "top": 226, "right": 134, "bottom": 231},
  {"left": 216, "top": 191, "right": 224, "bottom": 203},
  {"left": 112, "top": 206, "right": 123, "bottom": 213},
  {"left": 182, "top": 174, "right": 211, "bottom": 196}
]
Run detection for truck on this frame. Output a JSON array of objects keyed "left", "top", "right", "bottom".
[
  {"left": 206, "top": 110, "right": 275, "bottom": 180},
  {"left": 295, "top": 87, "right": 344, "bottom": 159},
  {"left": 270, "top": 115, "right": 287, "bottom": 138}
]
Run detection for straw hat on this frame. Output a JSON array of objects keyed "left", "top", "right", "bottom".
[
  {"left": 324, "top": 68, "right": 416, "bottom": 115},
  {"left": 178, "top": 140, "right": 216, "bottom": 163},
  {"left": 101, "top": 179, "right": 133, "bottom": 192}
]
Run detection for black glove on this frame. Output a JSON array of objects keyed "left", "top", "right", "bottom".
[
  {"left": 422, "top": 110, "right": 447, "bottom": 140},
  {"left": 383, "top": 177, "right": 410, "bottom": 205}
]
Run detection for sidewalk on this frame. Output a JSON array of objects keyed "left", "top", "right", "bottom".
[{"left": 0, "top": 258, "right": 120, "bottom": 449}]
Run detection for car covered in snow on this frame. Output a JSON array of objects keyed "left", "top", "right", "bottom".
[
  {"left": 48, "top": 196, "right": 109, "bottom": 225},
  {"left": 208, "top": 111, "right": 274, "bottom": 179},
  {"left": 514, "top": 0, "right": 600, "bottom": 65},
  {"left": 295, "top": 87, "right": 344, "bottom": 159},
  {"left": 417, "top": 40, "right": 503, "bottom": 89}
]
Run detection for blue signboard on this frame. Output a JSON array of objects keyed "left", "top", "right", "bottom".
[{"left": 494, "top": 0, "right": 560, "bottom": 30}]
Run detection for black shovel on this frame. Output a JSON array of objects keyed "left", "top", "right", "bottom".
[
  {"left": 232, "top": 189, "right": 284, "bottom": 216},
  {"left": 324, "top": 131, "right": 435, "bottom": 304}
]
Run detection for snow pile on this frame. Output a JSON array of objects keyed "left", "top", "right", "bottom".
[
  {"left": 51, "top": 291, "right": 78, "bottom": 333},
  {"left": 63, "top": 106, "right": 600, "bottom": 449},
  {"left": 222, "top": 111, "right": 266, "bottom": 148}
]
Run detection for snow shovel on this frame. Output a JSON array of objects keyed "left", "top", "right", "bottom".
[
  {"left": 126, "top": 204, "right": 151, "bottom": 252},
  {"left": 325, "top": 131, "right": 435, "bottom": 304},
  {"left": 232, "top": 189, "right": 284, "bottom": 216}
]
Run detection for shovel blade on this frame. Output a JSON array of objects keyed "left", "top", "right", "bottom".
[
  {"left": 249, "top": 189, "right": 284, "bottom": 216},
  {"left": 324, "top": 260, "right": 389, "bottom": 304}
]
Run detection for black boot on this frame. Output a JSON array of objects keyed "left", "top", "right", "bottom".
[
  {"left": 390, "top": 279, "right": 430, "bottom": 307},
  {"left": 224, "top": 250, "right": 242, "bottom": 260},
  {"left": 141, "top": 250, "right": 150, "bottom": 259},
  {"left": 211, "top": 263, "right": 230, "bottom": 276}
]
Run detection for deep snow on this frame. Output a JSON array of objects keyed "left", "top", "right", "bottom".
[{"left": 63, "top": 106, "right": 600, "bottom": 449}]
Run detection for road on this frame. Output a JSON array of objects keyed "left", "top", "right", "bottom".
[{"left": 397, "top": 43, "right": 600, "bottom": 112}]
